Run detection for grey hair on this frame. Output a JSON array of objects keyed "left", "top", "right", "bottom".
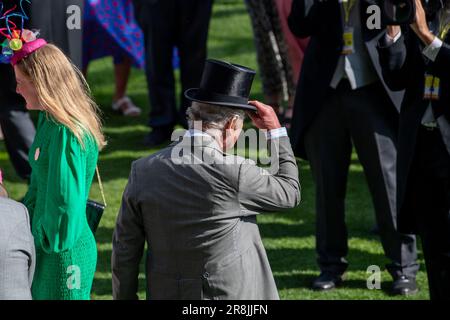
[{"left": 186, "top": 101, "right": 245, "bottom": 131}]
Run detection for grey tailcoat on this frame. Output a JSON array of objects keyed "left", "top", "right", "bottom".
[
  {"left": 112, "top": 133, "right": 301, "bottom": 300},
  {"left": 0, "top": 197, "right": 35, "bottom": 300}
]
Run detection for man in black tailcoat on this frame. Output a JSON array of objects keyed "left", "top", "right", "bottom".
[
  {"left": 288, "top": 0, "right": 419, "bottom": 295},
  {"left": 378, "top": 0, "right": 450, "bottom": 300}
]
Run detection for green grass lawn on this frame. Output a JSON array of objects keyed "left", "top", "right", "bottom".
[{"left": 1, "top": 0, "right": 429, "bottom": 300}]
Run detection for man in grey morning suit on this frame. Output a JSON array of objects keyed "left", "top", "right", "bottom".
[
  {"left": 112, "top": 60, "right": 301, "bottom": 300},
  {"left": 0, "top": 180, "right": 35, "bottom": 300}
]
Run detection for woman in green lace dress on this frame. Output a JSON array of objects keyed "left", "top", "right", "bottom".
[{"left": 13, "top": 40, "right": 106, "bottom": 300}]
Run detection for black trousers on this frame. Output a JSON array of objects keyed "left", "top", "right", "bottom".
[
  {"left": 304, "top": 80, "right": 419, "bottom": 279},
  {"left": 134, "top": 0, "right": 213, "bottom": 130},
  {"left": 0, "top": 65, "right": 35, "bottom": 181},
  {"left": 406, "top": 125, "right": 450, "bottom": 300}
]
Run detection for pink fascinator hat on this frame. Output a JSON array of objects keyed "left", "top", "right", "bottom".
[
  {"left": 9, "top": 37, "right": 47, "bottom": 65},
  {"left": 0, "top": 0, "right": 47, "bottom": 65}
]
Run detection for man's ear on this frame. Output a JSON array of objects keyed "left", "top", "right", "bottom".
[
  {"left": 223, "top": 119, "right": 233, "bottom": 130},
  {"left": 226, "top": 116, "right": 239, "bottom": 130}
]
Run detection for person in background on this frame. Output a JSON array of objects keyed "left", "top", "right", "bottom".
[
  {"left": 83, "top": 0, "right": 144, "bottom": 117},
  {"left": 274, "top": 0, "right": 310, "bottom": 124},
  {"left": 0, "top": 169, "right": 35, "bottom": 300},
  {"left": 288, "top": 0, "right": 419, "bottom": 295},
  {"left": 133, "top": 0, "right": 213, "bottom": 147},
  {"left": 245, "top": 0, "right": 296, "bottom": 124},
  {"left": 378, "top": 0, "right": 450, "bottom": 300}
]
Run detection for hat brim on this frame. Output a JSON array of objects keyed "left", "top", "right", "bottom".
[{"left": 184, "top": 88, "right": 257, "bottom": 112}]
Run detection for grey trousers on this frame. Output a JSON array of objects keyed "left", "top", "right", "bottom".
[
  {"left": 31, "top": 0, "right": 84, "bottom": 68},
  {"left": 304, "top": 80, "right": 419, "bottom": 279}
]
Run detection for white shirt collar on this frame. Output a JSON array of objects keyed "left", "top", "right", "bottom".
[{"left": 184, "top": 129, "right": 213, "bottom": 138}]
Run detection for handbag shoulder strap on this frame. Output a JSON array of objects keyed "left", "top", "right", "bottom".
[{"left": 96, "top": 166, "right": 107, "bottom": 207}]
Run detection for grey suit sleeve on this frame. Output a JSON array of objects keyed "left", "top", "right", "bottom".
[
  {"left": 0, "top": 204, "right": 34, "bottom": 300},
  {"left": 238, "top": 136, "right": 301, "bottom": 212},
  {"left": 112, "top": 162, "right": 146, "bottom": 300}
]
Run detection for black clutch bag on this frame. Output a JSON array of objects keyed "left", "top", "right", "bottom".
[
  {"left": 86, "top": 200, "right": 105, "bottom": 234},
  {"left": 86, "top": 166, "right": 107, "bottom": 234}
]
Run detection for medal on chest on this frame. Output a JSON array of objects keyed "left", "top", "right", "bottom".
[{"left": 34, "top": 148, "right": 40, "bottom": 161}]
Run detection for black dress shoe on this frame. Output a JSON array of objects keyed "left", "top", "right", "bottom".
[
  {"left": 312, "top": 272, "right": 344, "bottom": 291},
  {"left": 143, "top": 128, "right": 172, "bottom": 147},
  {"left": 391, "top": 275, "right": 418, "bottom": 296}
]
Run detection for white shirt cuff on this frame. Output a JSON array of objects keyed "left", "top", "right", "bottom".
[
  {"left": 422, "top": 36, "right": 443, "bottom": 62},
  {"left": 265, "top": 127, "right": 288, "bottom": 140},
  {"left": 384, "top": 30, "right": 402, "bottom": 45}
]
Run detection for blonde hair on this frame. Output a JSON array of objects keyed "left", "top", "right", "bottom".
[{"left": 17, "top": 44, "right": 106, "bottom": 150}]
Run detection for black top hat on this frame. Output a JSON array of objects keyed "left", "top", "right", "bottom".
[{"left": 184, "top": 59, "right": 257, "bottom": 111}]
